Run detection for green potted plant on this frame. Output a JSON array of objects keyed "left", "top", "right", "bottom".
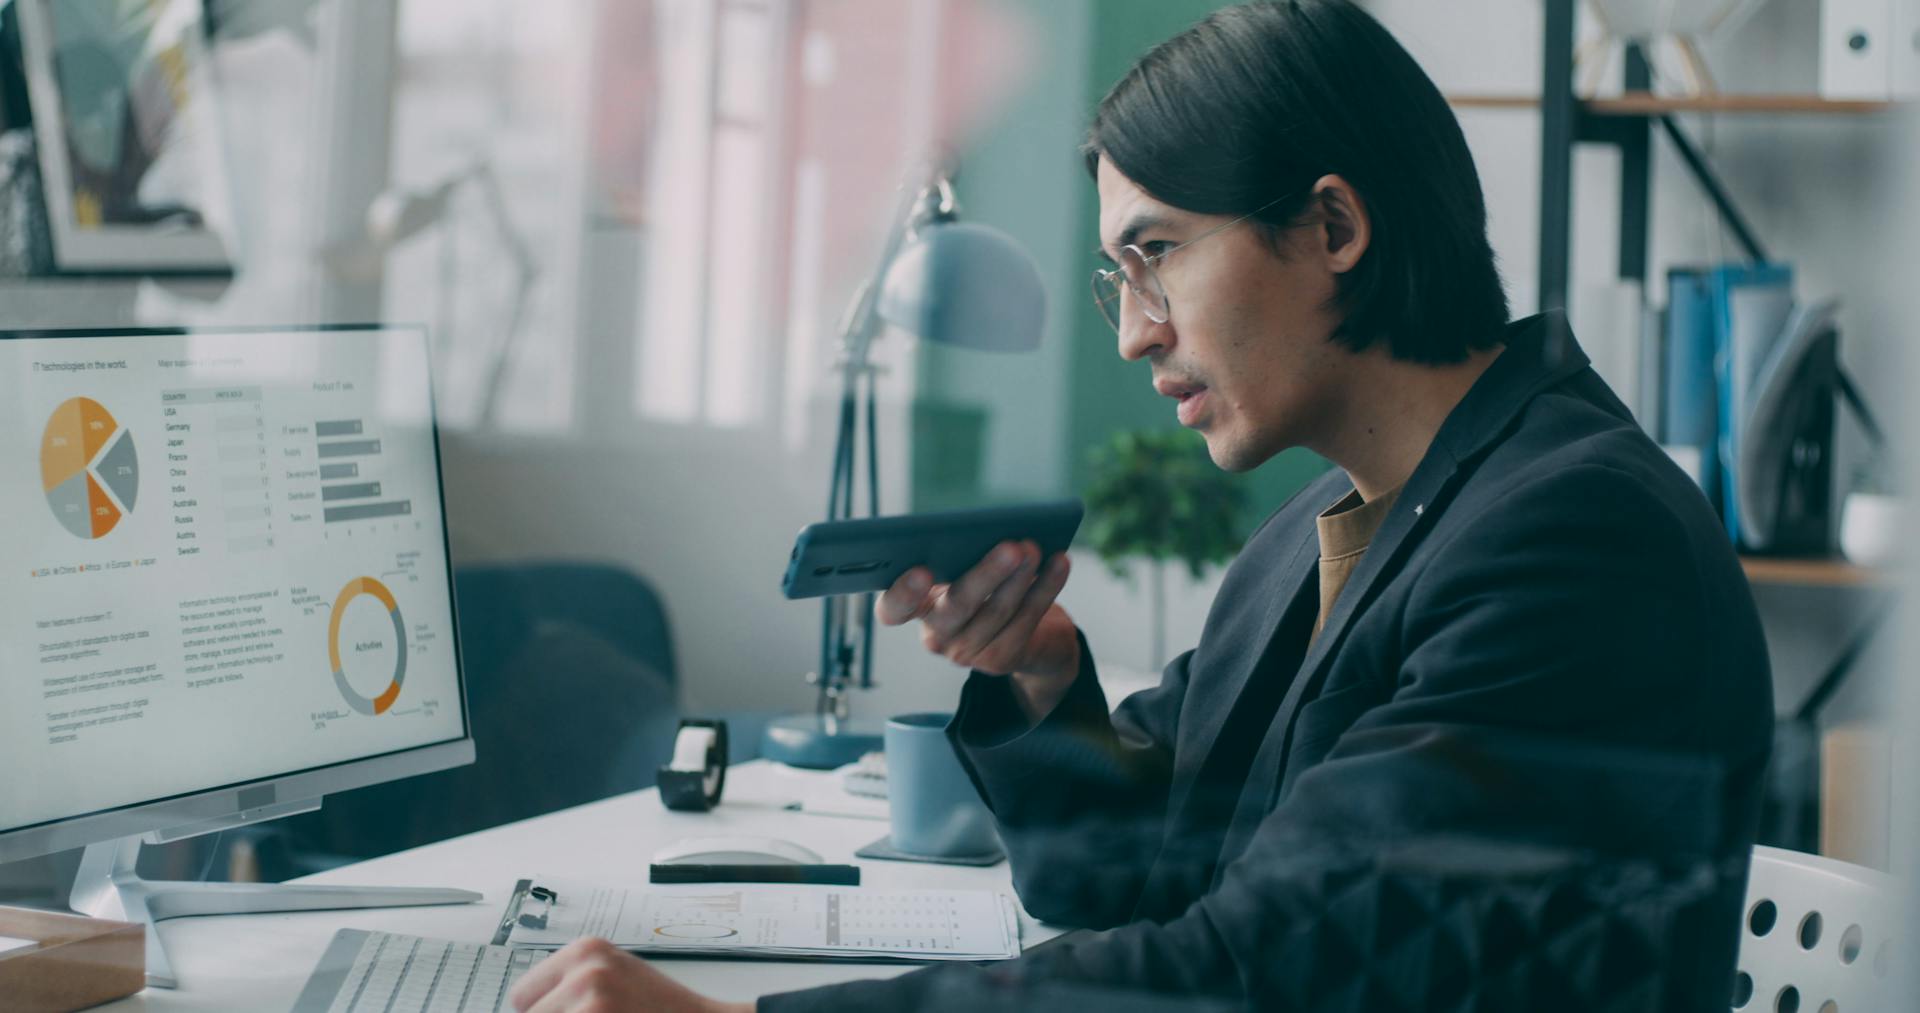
[{"left": 1084, "top": 429, "right": 1247, "bottom": 669}]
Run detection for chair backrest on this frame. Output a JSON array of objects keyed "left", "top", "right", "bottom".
[
  {"left": 277, "top": 561, "right": 683, "bottom": 862},
  {"left": 1733, "top": 845, "right": 1902, "bottom": 1012}
]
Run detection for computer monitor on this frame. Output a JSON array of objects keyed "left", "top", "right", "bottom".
[{"left": 0, "top": 324, "right": 478, "bottom": 986}]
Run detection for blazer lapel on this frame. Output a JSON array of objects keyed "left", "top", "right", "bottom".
[
  {"left": 1284, "top": 314, "right": 1594, "bottom": 721},
  {"left": 1162, "top": 507, "right": 1322, "bottom": 822},
  {"left": 1213, "top": 313, "right": 1596, "bottom": 862}
]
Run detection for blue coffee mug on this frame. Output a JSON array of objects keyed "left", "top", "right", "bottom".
[{"left": 885, "top": 712, "right": 1000, "bottom": 858}]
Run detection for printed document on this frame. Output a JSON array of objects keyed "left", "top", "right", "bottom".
[{"left": 505, "top": 882, "right": 1020, "bottom": 962}]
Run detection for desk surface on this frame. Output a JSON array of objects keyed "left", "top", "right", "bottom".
[{"left": 99, "top": 761, "right": 1058, "bottom": 1011}]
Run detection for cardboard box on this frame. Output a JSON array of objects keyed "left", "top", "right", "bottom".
[
  {"left": 0, "top": 907, "right": 143, "bottom": 1013},
  {"left": 1821, "top": 723, "right": 1892, "bottom": 871}
]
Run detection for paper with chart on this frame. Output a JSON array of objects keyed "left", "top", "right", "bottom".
[{"left": 507, "top": 882, "right": 1021, "bottom": 961}]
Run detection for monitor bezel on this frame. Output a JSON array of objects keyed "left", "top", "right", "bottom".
[{"left": 0, "top": 323, "right": 475, "bottom": 863}]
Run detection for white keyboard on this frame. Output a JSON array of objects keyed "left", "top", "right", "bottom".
[{"left": 291, "top": 929, "right": 548, "bottom": 1013}]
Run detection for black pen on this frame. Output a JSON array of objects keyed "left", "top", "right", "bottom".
[{"left": 650, "top": 863, "right": 861, "bottom": 886}]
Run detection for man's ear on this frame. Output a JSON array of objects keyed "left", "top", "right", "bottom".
[{"left": 1310, "top": 174, "right": 1371, "bottom": 275}]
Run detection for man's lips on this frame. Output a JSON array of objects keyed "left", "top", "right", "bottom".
[
  {"left": 1175, "top": 389, "right": 1209, "bottom": 426},
  {"left": 1156, "top": 378, "right": 1210, "bottom": 426}
]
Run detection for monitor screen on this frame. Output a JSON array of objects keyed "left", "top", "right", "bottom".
[{"left": 0, "top": 325, "right": 467, "bottom": 839}]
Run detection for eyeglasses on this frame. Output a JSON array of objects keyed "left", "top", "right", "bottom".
[{"left": 1091, "top": 193, "right": 1293, "bottom": 334}]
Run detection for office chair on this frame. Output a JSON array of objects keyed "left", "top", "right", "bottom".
[
  {"left": 1730, "top": 845, "right": 1902, "bottom": 1012},
  {"left": 259, "top": 561, "right": 687, "bottom": 873}
]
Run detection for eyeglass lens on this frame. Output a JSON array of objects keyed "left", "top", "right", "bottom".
[{"left": 1092, "top": 246, "right": 1169, "bottom": 333}]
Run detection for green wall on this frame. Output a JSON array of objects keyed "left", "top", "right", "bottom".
[
  {"left": 914, "top": 0, "right": 1332, "bottom": 533},
  {"left": 1065, "top": 0, "right": 1330, "bottom": 532}
]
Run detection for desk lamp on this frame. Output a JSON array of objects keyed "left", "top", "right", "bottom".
[
  {"left": 760, "top": 166, "right": 1046, "bottom": 769},
  {"left": 330, "top": 161, "right": 538, "bottom": 427}
]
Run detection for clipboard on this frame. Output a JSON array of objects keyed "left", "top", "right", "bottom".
[{"left": 488, "top": 877, "right": 1020, "bottom": 962}]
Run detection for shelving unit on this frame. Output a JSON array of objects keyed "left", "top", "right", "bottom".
[
  {"left": 1530, "top": 0, "right": 1906, "bottom": 317},
  {"left": 1740, "top": 556, "right": 1883, "bottom": 589},
  {"left": 1449, "top": 93, "right": 1896, "bottom": 115},
  {"left": 1511, "top": 0, "right": 1895, "bottom": 562},
  {"left": 1511, "top": 6, "right": 1902, "bottom": 790}
]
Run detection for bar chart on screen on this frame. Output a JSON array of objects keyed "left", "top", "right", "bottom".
[{"left": 313, "top": 417, "right": 415, "bottom": 530}]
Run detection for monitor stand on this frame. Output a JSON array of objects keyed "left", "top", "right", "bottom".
[{"left": 71, "top": 835, "right": 480, "bottom": 989}]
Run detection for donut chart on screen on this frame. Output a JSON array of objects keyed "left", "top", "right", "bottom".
[
  {"left": 328, "top": 576, "right": 408, "bottom": 715},
  {"left": 40, "top": 397, "right": 139, "bottom": 539}
]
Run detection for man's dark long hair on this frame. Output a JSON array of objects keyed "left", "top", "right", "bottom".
[{"left": 1086, "top": 0, "right": 1510, "bottom": 364}]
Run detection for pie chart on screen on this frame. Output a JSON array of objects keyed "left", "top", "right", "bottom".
[{"left": 40, "top": 397, "right": 139, "bottom": 539}]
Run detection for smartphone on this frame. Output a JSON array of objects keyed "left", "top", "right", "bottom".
[{"left": 781, "top": 499, "right": 1084, "bottom": 600}]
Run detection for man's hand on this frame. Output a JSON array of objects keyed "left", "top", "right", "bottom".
[
  {"left": 508, "top": 938, "right": 751, "bottom": 1013},
  {"left": 877, "top": 539, "right": 1080, "bottom": 722}
]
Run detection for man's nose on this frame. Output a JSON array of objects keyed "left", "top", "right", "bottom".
[{"left": 1117, "top": 304, "right": 1171, "bottom": 362}]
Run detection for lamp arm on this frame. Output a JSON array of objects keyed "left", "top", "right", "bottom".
[
  {"left": 463, "top": 162, "right": 541, "bottom": 428},
  {"left": 467, "top": 162, "right": 539, "bottom": 280},
  {"left": 837, "top": 162, "right": 953, "bottom": 376},
  {"left": 813, "top": 161, "right": 954, "bottom": 712}
]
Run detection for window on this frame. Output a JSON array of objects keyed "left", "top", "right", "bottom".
[
  {"left": 631, "top": 0, "right": 943, "bottom": 439},
  {"left": 383, "top": 0, "right": 591, "bottom": 434},
  {"left": 633, "top": 0, "right": 791, "bottom": 427}
]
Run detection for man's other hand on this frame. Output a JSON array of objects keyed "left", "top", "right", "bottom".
[
  {"left": 509, "top": 937, "right": 751, "bottom": 1013},
  {"left": 877, "top": 540, "right": 1081, "bottom": 721}
]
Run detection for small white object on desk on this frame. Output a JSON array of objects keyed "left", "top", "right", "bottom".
[
  {"left": 671, "top": 726, "right": 719, "bottom": 772},
  {"left": 653, "top": 836, "right": 823, "bottom": 866},
  {"left": 775, "top": 758, "right": 890, "bottom": 822},
  {"left": 658, "top": 723, "right": 728, "bottom": 811},
  {"left": 841, "top": 752, "right": 888, "bottom": 800}
]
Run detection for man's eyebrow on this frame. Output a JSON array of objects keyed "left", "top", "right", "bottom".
[{"left": 1097, "top": 212, "right": 1177, "bottom": 262}]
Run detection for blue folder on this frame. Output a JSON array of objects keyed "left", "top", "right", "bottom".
[
  {"left": 1710, "top": 264, "right": 1795, "bottom": 549},
  {"left": 1662, "top": 267, "right": 1718, "bottom": 507}
]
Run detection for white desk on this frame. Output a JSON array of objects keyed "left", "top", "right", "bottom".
[{"left": 96, "top": 761, "right": 1061, "bottom": 1011}]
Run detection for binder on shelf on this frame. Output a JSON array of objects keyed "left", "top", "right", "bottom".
[
  {"left": 1821, "top": 0, "right": 1895, "bottom": 100},
  {"left": 1662, "top": 267, "right": 1719, "bottom": 506},
  {"left": 1711, "top": 263, "right": 1796, "bottom": 549}
]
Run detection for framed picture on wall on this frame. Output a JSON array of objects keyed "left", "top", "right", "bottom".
[{"left": 15, "top": 0, "right": 235, "bottom": 274}]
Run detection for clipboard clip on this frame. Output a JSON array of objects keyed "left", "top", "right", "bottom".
[
  {"left": 520, "top": 885, "right": 559, "bottom": 930},
  {"left": 492, "top": 880, "right": 561, "bottom": 944}
]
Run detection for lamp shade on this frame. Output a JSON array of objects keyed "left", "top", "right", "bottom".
[{"left": 877, "top": 221, "right": 1046, "bottom": 352}]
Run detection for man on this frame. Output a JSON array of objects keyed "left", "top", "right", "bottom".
[{"left": 511, "top": 2, "right": 1772, "bottom": 1009}]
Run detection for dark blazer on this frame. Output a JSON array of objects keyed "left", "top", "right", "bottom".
[{"left": 763, "top": 315, "right": 1773, "bottom": 1011}]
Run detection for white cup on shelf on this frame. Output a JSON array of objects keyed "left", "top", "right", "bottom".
[{"left": 1839, "top": 492, "right": 1902, "bottom": 568}]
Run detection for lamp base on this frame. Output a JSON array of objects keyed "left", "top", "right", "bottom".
[{"left": 760, "top": 713, "right": 884, "bottom": 770}]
